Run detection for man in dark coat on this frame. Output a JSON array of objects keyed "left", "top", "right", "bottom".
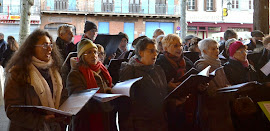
[
  {"left": 248, "top": 35, "right": 270, "bottom": 83},
  {"left": 247, "top": 30, "right": 264, "bottom": 51},
  {"left": 0, "top": 33, "right": 7, "bottom": 61},
  {"left": 56, "top": 24, "right": 76, "bottom": 61}
]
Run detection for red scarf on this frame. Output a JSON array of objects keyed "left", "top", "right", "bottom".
[
  {"left": 164, "top": 51, "right": 186, "bottom": 80},
  {"left": 79, "top": 62, "right": 111, "bottom": 131},
  {"left": 79, "top": 61, "right": 112, "bottom": 90}
]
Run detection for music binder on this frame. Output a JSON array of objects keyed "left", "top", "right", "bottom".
[
  {"left": 165, "top": 66, "right": 221, "bottom": 100},
  {"left": 11, "top": 88, "right": 99, "bottom": 117},
  {"left": 93, "top": 77, "right": 143, "bottom": 102}
]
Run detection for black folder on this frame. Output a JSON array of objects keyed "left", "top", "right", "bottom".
[
  {"left": 165, "top": 66, "right": 221, "bottom": 100},
  {"left": 94, "top": 34, "right": 123, "bottom": 57}
]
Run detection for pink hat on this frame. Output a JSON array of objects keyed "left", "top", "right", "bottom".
[{"left": 229, "top": 41, "right": 245, "bottom": 57}]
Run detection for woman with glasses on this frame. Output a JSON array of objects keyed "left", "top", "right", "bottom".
[
  {"left": 4, "top": 29, "right": 68, "bottom": 130},
  {"left": 118, "top": 37, "right": 168, "bottom": 131},
  {"left": 194, "top": 38, "right": 234, "bottom": 131},
  {"left": 66, "top": 38, "right": 114, "bottom": 131},
  {"left": 223, "top": 41, "right": 257, "bottom": 85}
]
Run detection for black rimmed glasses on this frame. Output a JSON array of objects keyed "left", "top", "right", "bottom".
[{"left": 35, "top": 43, "right": 53, "bottom": 49}]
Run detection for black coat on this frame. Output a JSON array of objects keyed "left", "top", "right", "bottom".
[
  {"left": 248, "top": 48, "right": 270, "bottom": 83},
  {"left": 156, "top": 54, "right": 194, "bottom": 83},
  {"left": 119, "top": 61, "right": 168, "bottom": 131},
  {"left": 224, "top": 59, "right": 258, "bottom": 85},
  {"left": 1, "top": 46, "right": 15, "bottom": 68}
]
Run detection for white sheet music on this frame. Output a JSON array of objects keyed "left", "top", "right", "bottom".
[
  {"left": 260, "top": 61, "right": 270, "bottom": 76},
  {"left": 263, "top": 103, "right": 270, "bottom": 114}
]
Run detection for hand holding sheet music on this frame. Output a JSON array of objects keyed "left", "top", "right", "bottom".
[
  {"left": 165, "top": 66, "right": 221, "bottom": 100},
  {"left": 11, "top": 88, "right": 99, "bottom": 116},
  {"left": 93, "top": 77, "right": 143, "bottom": 102}
]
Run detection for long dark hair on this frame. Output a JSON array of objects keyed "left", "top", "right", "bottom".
[{"left": 5, "top": 29, "right": 63, "bottom": 81}]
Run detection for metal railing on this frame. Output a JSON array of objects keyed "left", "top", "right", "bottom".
[
  {"left": 0, "top": 5, "right": 40, "bottom": 15},
  {"left": 41, "top": 1, "right": 180, "bottom": 15}
]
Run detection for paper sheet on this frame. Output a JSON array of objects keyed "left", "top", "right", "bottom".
[{"left": 260, "top": 61, "right": 270, "bottom": 76}]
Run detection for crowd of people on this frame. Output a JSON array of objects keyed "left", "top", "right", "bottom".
[{"left": 1, "top": 21, "right": 270, "bottom": 131}]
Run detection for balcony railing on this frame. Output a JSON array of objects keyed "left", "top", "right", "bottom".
[
  {"left": 0, "top": 5, "right": 40, "bottom": 15},
  {"left": 41, "top": 1, "right": 180, "bottom": 16}
]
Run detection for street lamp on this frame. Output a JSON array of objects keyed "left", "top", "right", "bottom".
[{"left": 227, "top": 2, "right": 232, "bottom": 10}]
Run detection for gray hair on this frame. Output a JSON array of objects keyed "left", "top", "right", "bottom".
[
  {"left": 225, "top": 38, "right": 237, "bottom": 50},
  {"left": 0, "top": 33, "right": 4, "bottom": 37},
  {"left": 57, "top": 24, "right": 73, "bottom": 36},
  {"left": 198, "top": 38, "right": 219, "bottom": 56}
]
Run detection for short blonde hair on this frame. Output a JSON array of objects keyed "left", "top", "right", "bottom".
[{"left": 162, "top": 34, "right": 182, "bottom": 49}]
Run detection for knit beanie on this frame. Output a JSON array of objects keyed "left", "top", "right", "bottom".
[
  {"left": 229, "top": 41, "right": 245, "bottom": 57},
  {"left": 84, "top": 21, "right": 97, "bottom": 33},
  {"left": 77, "top": 38, "right": 97, "bottom": 59},
  {"left": 118, "top": 32, "right": 129, "bottom": 42}
]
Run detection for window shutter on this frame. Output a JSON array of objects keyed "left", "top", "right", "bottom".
[
  {"left": 195, "top": 0, "right": 198, "bottom": 11},
  {"left": 204, "top": 0, "right": 206, "bottom": 11},
  {"left": 213, "top": 0, "right": 216, "bottom": 11}
]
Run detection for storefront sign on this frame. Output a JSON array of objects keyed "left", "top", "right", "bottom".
[
  {"left": 0, "top": 20, "right": 40, "bottom": 24},
  {"left": 0, "top": 15, "right": 9, "bottom": 20},
  {"left": 10, "top": 15, "right": 20, "bottom": 20}
]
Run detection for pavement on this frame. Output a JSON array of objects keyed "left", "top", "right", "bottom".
[{"left": 0, "top": 105, "right": 9, "bottom": 131}]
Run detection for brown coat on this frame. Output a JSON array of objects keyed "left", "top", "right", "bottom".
[
  {"left": 4, "top": 67, "right": 67, "bottom": 131},
  {"left": 66, "top": 69, "right": 115, "bottom": 131}
]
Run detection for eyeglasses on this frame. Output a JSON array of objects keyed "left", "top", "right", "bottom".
[
  {"left": 145, "top": 48, "right": 158, "bottom": 54},
  {"left": 35, "top": 43, "right": 53, "bottom": 49},
  {"left": 84, "top": 50, "right": 98, "bottom": 56}
]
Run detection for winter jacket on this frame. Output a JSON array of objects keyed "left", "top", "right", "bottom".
[
  {"left": 156, "top": 54, "right": 194, "bottom": 83},
  {"left": 118, "top": 59, "right": 168, "bottom": 131},
  {"left": 0, "top": 39, "right": 7, "bottom": 60},
  {"left": 66, "top": 66, "right": 115, "bottom": 131},
  {"left": 248, "top": 48, "right": 270, "bottom": 83},
  {"left": 195, "top": 58, "right": 234, "bottom": 131},
  {"left": 4, "top": 66, "right": 67, "bottom": 131},
  {"left": 224, "top": 59, "right": 258, "bottom": 85},
  {"left": 1, "top": 46, "right": 15, "bottom": 68}
]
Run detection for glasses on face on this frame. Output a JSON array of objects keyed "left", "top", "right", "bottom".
[
  {"left": 84, "top": 50, "right": 98, "bottom": 56},
  {"left": 145, "top": 48, "right": 158, "bottom": 54},
  {"left": 35, "top": 43, "right": 53, "bottom": 49}
]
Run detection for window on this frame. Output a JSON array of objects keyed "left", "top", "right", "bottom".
[
  {"left": 231, "top": 0, "right": 239, "bottom": 9},
  {"left": 102, "top": 0, "right": 113, "bottom": 12},
  {"left": 206, "top": 0, "right": 213, "bottom": 11},
  {"left": 55, "top": 0, "right": 68, "bottom": 10},
  {"left": 129, "top": 0, "right": 140, "bottom": 13},
  {"left": 0, "top": 0, "right": 3, "bottom": 13},
  {"left": 204, "top": 0, "right": 215, "bottom": 11},
  {"left": 155, "top": 0, "right": 166, "bottom": 14},
  {"left": 187, "top": 0, "right": 196, "bottom": 11},
  {"left": 249, "top": 0, "right": 252, "bottom": 9}
]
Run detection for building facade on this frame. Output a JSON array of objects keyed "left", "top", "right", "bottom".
[
  {"left": 0, "top": 0, "right": 41, "bottom": 41},
  {"left": 186, "top": 0, "right": 254, "bottom": 40},
  {"left": 40, "top": 0, "right": 181, "bottom": 45}
]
